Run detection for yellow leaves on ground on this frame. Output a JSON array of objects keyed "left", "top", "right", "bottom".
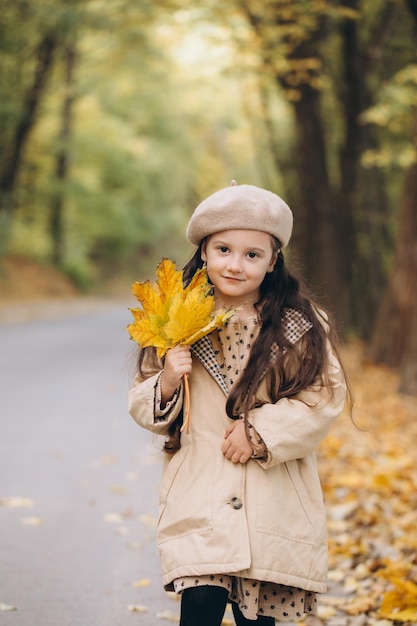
[
  {"left": 379, "top": 578, "right": 417, "bottom": 622},
  {"left": 0, "top": 498, "right": 44, "bottom": 526},
  {"left": 0, "top": 603, "right": 19, "bottom": 611},
  {"left": 127, "top": 258, "right": 236, "bottom": 357},
  {"left": 318, "top": 341, "right": 417, "bottom": 626},
  {"left": 0, "top": 497, "right": 33, "bottom": 508},
  {"left": 132, "top": 579, "right": 152, "bottom": 588},
  {"left": 20, "top": 516, "right": 43, "bottom": 526},
  {"left": 155, "top": 610, "right": 180, "bottom": 622},
  {"left": 103, "top": 513, "right": 124, "bottom": 524},
  {"left": 138, "top": 513, "right": 158, "bottom": 528},
  {"left": 127, "top": 604, "right": 148, "bottom": 613}
]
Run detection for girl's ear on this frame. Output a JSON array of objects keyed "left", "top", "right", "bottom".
[{"left": 267, "top": 249, "right": 280, "bottom": 273}]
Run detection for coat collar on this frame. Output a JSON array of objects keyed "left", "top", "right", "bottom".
[
  {"left": 190, "top": 307, "right": 313, "bottom": 395},
  {"left": 191, "top": 335, "right": 229, "bottom": 395}
]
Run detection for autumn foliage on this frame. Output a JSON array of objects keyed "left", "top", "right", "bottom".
[
  {"left": 127, "top": 258, "right": 236, "bottom": 433},
  {"left": 317, "top": 342, "right": 417, "bottom": 625},
  {"left": 127, "top": 258, "right": 235, "bottom": 358}
]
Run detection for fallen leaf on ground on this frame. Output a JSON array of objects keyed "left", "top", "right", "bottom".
[
  {"left": 139, "top": 513, "right": 157, "bottom": 528},
  {"left": 156, "top": 610, "right": 179, "bottom": 622},
  {"left": 378, "top": 578, "right": 417, "bottom": 622},
  {"left": 21, "top": 516, "right": 43, "bottom": 526},
  {"left": 110, "top": 485, "right": 129, "bottom": 495},
  {"left": 317, "top": 605, "right": 338, "bottom": 619},
  {"left": 103, "top": 513, "right": 123, "bottom": 524},
  {"left": 127, "top": 604, "right": 148, "bottom": 613},
  {"left": 92, "top": 455, "right": 119, "bottom": 468},
  {"left": 124, "top": 471, "right": 139, "bottom": 482},
  {"left": 0, "top": 497, "right": 33, "bottom": 508},
  {"left": 132, "top": 578, "right": 152, "bottom": 588},
  {"left": 0, "top": 603, "right": 19, "bottom": 611},
  {"left": 165, "top": 591, "right": 180, "bottom": 602},
  {"left": 320, "top": 596, "right": 348, "bottom": 607},
  {"left": 339, "top": 596, "right": 376, "bottom": 615}
]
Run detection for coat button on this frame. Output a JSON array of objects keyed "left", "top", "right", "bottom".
[{"left": 230, "top": 497, "right": 243, "bottom": 510}]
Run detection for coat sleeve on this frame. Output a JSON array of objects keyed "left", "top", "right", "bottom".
[
  {"left": 128, "top": 370, "right": 184, "bottom": 436},
  {"left": 248, "top": 340, "right": 346, "bottom": 469}
]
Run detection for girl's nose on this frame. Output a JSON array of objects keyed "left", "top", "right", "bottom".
[{"left": 227, "top": 256, "right": 243, "bottom": 272}]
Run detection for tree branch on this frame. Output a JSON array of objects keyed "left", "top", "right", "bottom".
[{"left": 0, "top": 32, "right": 58, "bottom": 214}]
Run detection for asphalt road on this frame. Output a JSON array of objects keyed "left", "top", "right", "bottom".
[{"left": 0, "top": 300, "right": 182, "bottom": 626}]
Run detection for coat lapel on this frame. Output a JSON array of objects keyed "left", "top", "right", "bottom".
[
  {"left": 268, "top": 308, "right": 313, "bottom": 368},
  {"left": 191, "top": 308, "right": 313, "bottom": 395},
  {"left": 191, "top": 335, "right": 229, "bottom": 395},
  {"left": 282, "top": 307, "right": 313, "bottom": 344}
]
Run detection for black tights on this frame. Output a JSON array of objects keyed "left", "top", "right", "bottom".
[{"left": 179, "top": 585, "right": 275, "bottom": 626}]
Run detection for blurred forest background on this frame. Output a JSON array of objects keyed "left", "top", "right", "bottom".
[{"left": 0, "top": 0, "right": 416, "bottom": 394}]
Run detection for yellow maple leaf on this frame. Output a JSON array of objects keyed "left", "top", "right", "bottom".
[
  {"left": 127, "top": 258, "right": 237, "bottom": 432},
  {"left": 379, "top": 578, "right": 417, "bottom": 622},
  {"left": 185, "top": 310, "right": 234, "bottom": 346},
  {"left": 163, "top": 290, "right": 214, "bottom": 346},
  {"left": 185, "top": 266, "right": 210, "bottom": 295},
  {"left": 156, "top": 255, "right": 183, "bottom": 299},
  {"left": 127, "top": 315, "right": 168, "bottom": 352},
  {"left": 127, "top": 258, "right": 234, "bottom": 356},
  {"left": 131, "top": 280, "right": 166, "bottom": 317}
]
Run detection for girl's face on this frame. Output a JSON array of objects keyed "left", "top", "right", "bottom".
[{"left": 201, "top": 229, "right": 278, "bottom": 311}]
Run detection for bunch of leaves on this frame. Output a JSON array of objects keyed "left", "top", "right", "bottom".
[
  {"left": 127, "top": 258, "right": 235, "bottom": 357},
  {"left": 127, "top": 258, "right": 236, "bottom": 432}
]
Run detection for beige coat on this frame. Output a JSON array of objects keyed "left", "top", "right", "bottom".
[{"left": 128, "top": 329, "right": 346, "bottom": 594}]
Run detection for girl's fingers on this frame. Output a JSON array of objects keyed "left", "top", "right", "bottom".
[
  {"left": 224, "top": 425, "right": 233, "bottom": 439},
  {"left": 164, "top": 346, "right": 192, "bottom": 377},
  {"left": 221, "top": 421, "right": 253, "bottom": 463}
]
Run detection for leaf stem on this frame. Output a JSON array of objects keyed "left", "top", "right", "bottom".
[{"left": 180, "top": 373, "right": 191, "bottom": 434}]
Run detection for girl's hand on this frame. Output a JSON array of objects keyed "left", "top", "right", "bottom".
[
  {"left": 221, "top": 419, "right": 253, "bottom": 464},
  {"left": 161, "top": 345, "right": 192, "bottom": 404}
]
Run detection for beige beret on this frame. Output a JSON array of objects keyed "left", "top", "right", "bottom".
[{"left": 186, "top": 183, "right": 293, "bottom": 247}]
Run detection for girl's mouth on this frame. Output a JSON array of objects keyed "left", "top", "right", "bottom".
[{"left": 223, "top": 276, "right": 243, "bottom": 282}]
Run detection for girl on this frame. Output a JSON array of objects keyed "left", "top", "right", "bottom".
[{"left": 128, "top": 183, "right": 347, "bottom": 625}]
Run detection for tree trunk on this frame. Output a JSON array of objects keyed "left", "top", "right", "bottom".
[
  {"left": 400, "top": 302, "right": 417, "bottom": 395},
  {"left": 0, "top": 33, "right": 58, "bottom": 215},
  {"left": 369, "top": 153, "right": 417, "bottom": 386},
  {"left": 50, "top": 41, "right": 77, "bottom": 266},
  {"left": 337, "top": 0, "right": 363, "bottom": 331},
  {"left": 289, "top": 85, "right": 346, "bottom": 322},
  {"left": 352, "top": 153, "right": 391, "bottom": 337},
  {"left": 337, "top": 0, "right": 401, "bottom": 337},
  {"left": 369, "top": 0, "right": 417, "bottom": 394},
  {"left": 239, "top": 1, "right": 347, "bottom": 324}
]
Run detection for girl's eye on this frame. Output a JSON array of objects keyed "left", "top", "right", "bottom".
[
  {"left": 218, "top": 246, "right": 229, "bottom": 253},
  {"left": 247, "top": 251, "right": 258, "bottom": 259}
]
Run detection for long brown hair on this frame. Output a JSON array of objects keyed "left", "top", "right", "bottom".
[
  {"left": 183, "top": 239, "right": 336, "bottom": 418},
  {"left": 139, "top": 238, "right": 347, "bottom": 452}
]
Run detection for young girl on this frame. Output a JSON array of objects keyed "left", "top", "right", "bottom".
[{"left": 128, "top": 183, "right": 347, "bottom": 625}]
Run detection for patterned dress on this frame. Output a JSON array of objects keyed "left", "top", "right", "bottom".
[{"left": 173, "top": 315, "right": 318, "bottom": 621}]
